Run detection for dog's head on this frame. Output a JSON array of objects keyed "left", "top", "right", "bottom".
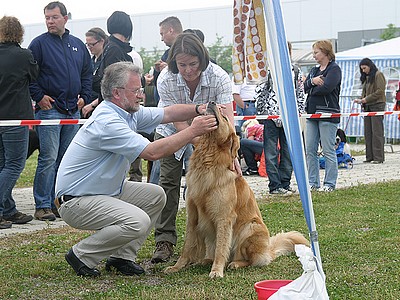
[{"left": 201, "top": 101, "right": 240, "bottom": 160}]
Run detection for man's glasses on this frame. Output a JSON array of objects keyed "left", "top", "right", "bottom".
[
  {"left": 85, "top": 40, "right": 100, "bottom": 47},
  {"left": 117, "top": 87, "right": 145, "bottom": 97}
]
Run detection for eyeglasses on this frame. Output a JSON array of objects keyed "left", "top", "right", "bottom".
[
  {"left": 85, "top": 40, "right": 100, "bottom": 47},
  {"left": 117, "top": 87, "right": 145, "bottom": 97}
]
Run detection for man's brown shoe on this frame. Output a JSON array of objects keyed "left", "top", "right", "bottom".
[
  {"left": 34, "top": 208, "right": 56, "bottom": 221},
  {"left": 151, "top": 241, "right": 174, "bottom": 263},
  {"left": 0, "top": 217, "right": 12, "bottom": 229}
]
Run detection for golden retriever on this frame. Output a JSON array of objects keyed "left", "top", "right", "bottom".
[{"left": 165, "top": 102, "right": 309, "bottom": 278}]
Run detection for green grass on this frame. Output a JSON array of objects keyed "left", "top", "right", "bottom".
[{"left": 2, "top": 181, "right": 400, "bottom": 299}]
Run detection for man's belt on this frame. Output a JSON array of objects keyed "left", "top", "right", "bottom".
[
  {"left": 54, "top": 195, "right": 75, "bottom": 209},
  {"left": 244, "top": 100, "right": 256, "bottom": 103}
]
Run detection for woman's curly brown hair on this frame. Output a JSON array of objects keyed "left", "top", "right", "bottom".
[{"left": 0, "top": 16, "right": 24, "bottom": 44}]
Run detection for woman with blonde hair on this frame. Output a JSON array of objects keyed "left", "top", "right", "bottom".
[{"left": 303, "top": 40, "right": 342, "bottom": 192}]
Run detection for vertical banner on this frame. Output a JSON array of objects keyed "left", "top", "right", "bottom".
[{"left": 232, "top": 0, "right": 269, "bottom": 84}]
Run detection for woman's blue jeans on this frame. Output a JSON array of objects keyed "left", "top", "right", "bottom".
[
  {"left": 305, "top": 119, "right": 338, "bottom": 188},
  {"left": 237, "top": 101, "right": 256, "bottom": 128},
  {"left": 0, "top": 126, "right": 29, "bottom": 217}
]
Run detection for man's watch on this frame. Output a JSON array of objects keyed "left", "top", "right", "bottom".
[{"left": 195, "top": 104, "right": 201, "bottom": 115}]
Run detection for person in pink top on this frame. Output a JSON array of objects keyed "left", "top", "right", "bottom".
[{"left": 240, "top": 121, "right": 264, "bottom": 176}]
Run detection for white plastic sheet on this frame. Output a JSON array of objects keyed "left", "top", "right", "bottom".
[{"left": 269, "top": 245, "right": 329, "bottom": 300}]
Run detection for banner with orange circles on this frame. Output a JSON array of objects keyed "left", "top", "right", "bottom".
[{"left": 232, "top": 0, "right": 268, "bottom": 84}]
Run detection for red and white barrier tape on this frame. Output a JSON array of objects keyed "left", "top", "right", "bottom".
[
  {"left": 0, "top": 111, "right": 399, "bottom": 126},
  {"left": 234, "top": 111, "right": 400, "bottom": 121}
]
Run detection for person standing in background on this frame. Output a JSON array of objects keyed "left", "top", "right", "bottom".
[
  {"left": 29, "top": 1, "right": 92, "bottom": 221},
  {"left": 304, "top": 39, "right": 341, "bottom": 192},
  {"left": 232, "top": 80, "right": 257, "bottom": 130},
  {"left": 92, "top": 11, "right": 135, "bottom": 104},
  {"left": 153, "top": 16, "right": 183, "bottom": 105},
  {"left": 0, "top": 16, "right": 39, "bottom": 229},
  {"left": 256, "top": 42, "right": 306, "bottom": 194},
  {"left": 81, "top": 27, "right": 108, "bottom": 118},
  {"left": 148, "top": 16, "right": 183, "bottom": 184},
  {"left": 151, "top": 33, "right": 235, "bottom": 263},
  {"left": 354, "top": 58, "right": 386, "bottom": 164}
]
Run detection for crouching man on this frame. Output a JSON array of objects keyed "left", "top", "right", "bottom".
[{"left": 55, "top": 62, "right": 217, "bottom": 277}]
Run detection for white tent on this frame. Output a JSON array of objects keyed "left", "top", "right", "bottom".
[{"left": 336, "top": 38, "right": 400, "bottom": 139}]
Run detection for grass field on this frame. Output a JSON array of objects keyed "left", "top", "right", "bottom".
[{"left": 2, "top": 177, "right": 399, "bottom": 299}]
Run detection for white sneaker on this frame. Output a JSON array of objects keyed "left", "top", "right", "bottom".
[
  {"left": 318, "top": 186, "right": 335, "bottom": 192},
  {"left": 270, "top": 188, "right": 292, "bottom": 195}
]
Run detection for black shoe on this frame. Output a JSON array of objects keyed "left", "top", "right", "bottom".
[
  {"left": 3, "top": 211, "right": 33, "bottom": 224},
  {"left": 65, "top": 249, "right": 101, "bottom": 277},
  {"left": 105, "top": 257, "right": 145, "bottom": 276},
  {"left": 243, "top": 169, "right": 259, "bottom": 176},
  {"left": 52, "top": 207, "right": 61, "bottom": 218}
]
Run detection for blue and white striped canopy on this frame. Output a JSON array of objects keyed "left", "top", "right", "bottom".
[{"left": 336, "top": 39, "right": 400, "bottom": 139}]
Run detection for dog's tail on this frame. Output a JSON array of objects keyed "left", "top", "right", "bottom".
[{"left": 268, "top": 231, "right": 309, "bottom": 258}]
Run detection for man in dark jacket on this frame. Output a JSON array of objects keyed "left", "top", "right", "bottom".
[{"left": 29, "top": 1, "right": 92, "bottom": 221}]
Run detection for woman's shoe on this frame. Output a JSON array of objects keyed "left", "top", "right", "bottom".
[{"left": 243, "top": 169, "right": 259, "bottom": 176}]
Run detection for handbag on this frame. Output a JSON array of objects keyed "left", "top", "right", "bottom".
[{"left": 395, "top": 81, "right": 400, "bottom": 101}]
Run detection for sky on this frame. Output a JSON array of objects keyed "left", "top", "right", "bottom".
[{"left": 1, "top": 0, "right": 232, "bottom": 25}]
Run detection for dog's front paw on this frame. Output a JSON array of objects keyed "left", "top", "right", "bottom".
[
  {"left": 164, "top": 266, "right": 179, "bottom": 274},
  {"left": 209, "top": 270, "right": 224, "bottom": 278},
  {"left": 201, "top": 258, "right": 213, "bottom": 266},
  {"left": 227, "top": 261, "right": 239, "bottom": 269}
]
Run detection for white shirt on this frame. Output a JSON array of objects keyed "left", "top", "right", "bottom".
[{"left": 232, "top": 79, "right": 257, "bottom": 101}]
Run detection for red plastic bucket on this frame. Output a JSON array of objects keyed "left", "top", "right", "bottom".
[{"left": 254, "top": 279, "right": 293, "bottom": 300}]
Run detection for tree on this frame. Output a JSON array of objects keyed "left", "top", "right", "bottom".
[
  {"left": 138, "top": 47, "right": 164, "bottom": 73},
  {"left": 380, "top": 23, "right": 399, "bottom": 40},
  {"left": 207, "top": 35, "right": 233, "bottom": 74}
]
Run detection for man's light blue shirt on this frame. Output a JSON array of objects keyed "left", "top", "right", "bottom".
[{"left": 55, "top": 100, "right": 164, "bottom": 197}]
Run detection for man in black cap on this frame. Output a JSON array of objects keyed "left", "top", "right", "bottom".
[{"left": 92, "top": 11, "right": 134, "bottom": 104}]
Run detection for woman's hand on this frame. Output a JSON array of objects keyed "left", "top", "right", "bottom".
[
  {"left": 231, "top": 157, "right": 242, "bottom": 176},
  {"left": 354, "top": 98, "right": 365, "bottom": 104}
]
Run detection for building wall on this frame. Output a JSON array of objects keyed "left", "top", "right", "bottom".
[{"left": 21, "top": 0, "right": 400, "bottom": 51}]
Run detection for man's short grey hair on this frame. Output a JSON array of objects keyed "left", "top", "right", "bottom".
[{"left": 101, "top": 62, "right": 142, "bottom": 100}]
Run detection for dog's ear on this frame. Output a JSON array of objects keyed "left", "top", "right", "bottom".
[{"left": 230, "top": 132, "right": 240, "bottom": 159}]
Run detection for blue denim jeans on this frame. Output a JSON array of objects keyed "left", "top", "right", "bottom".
[
  {"left": 240, "top": 138, "right": 263, "bottom": 171},
  {"left": 34, "top": 108, "right": 80, "bottom": 209},
  {"left": 305, "top": 120, "right": 338, "bottom": 188},
  {"left": 0, "top": 126, "right": 29, "bottom": 217},
  {"left": 237, "top": 101, "right": 256, "bottom": 128},
  {"left": 263, "top": 120, "right": 293, "bottom": 191}
]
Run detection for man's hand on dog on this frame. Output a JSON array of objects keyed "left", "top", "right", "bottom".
[{"left": 190, "top": 114, "right": 218, "bottom": 136}]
